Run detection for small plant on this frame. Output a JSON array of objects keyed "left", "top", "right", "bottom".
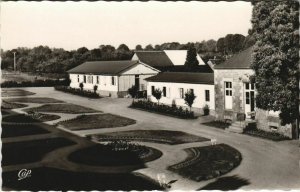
[
  {"left": 93, "top": 85, "right": 98, "bottom": 93},
  {"left": 79, "top": 82, "right": 84, "bottom": 91},
  {"left": 184, "top": 90, "right": 196, "bottom": 111},
  {"left": 128, "top": 85, "right": 138, "bottom": 101},
  {"left": 152, "top": 88, "right": 162, "bottom": 104},
  {"left": 203, "top": 104, "right": 210, "bottom": 116}
]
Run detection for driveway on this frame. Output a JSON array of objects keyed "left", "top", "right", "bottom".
[{"left": 11, "top": 87, "right": 300, "bottom": 190}]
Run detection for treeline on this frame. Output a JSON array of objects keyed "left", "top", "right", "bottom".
[{"left": 1, "top": 33, "right": 254, "bottom": 74}]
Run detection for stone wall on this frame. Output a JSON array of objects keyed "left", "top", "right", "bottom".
[
  {"left": 214, "top": 69, "right": 253, "bottom": 121},
  {"left": 256, "top": 109, "right": 292, "bottom": 138}
]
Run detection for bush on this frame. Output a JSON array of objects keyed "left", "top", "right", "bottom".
[
  {"left": 1, "top": 78, "right": 70, "bottom": 88},
  {"left": 203, "top": 104, "right": 210, "bottom": 116},
  {"left": 131, "top": 100, "right": 194, "bottom": 119},
  {"left": 54, "top": 86, "right": 100, "bottom": 98}
]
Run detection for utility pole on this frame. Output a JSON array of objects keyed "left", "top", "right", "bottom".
[{"left": 13, "top": 52, "right": 16, "bottom": 72}]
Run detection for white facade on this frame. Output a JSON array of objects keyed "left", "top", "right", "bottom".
[{"left": 147, "top": 81, "right": 215, "bottom": 113}]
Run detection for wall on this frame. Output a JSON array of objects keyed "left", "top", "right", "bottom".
[
  {"left": 69, "top": 73, "right": 118, "bottom": 96},
  {"left": 147, "top": 81, "right": 215, "bottom": 114},
  {"left": 214, "top": 69, "right": 253, "bottom": 121}
]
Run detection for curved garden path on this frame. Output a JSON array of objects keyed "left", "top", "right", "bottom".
[{"left": 3, "top": 87, "right": 300, "bottom": 190}]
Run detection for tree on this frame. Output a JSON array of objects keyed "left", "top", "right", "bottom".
[
  {"left": 184, "top": 90, "right": 196, "bottom": 111},
  {"left": 135, "top": 45, "right": 143, "bottom": 51},
  {"left": 93, "top": 85, "right": 98, "bottom": 93},
  {"left": 251, "top": 1, "right": 299, "bottom": 138},
  {"left": 152, "top": 88, "right": 162, "bottom": 104},
  {"left": 184, "top": 43, "right": 199, "bottom": 70},
  {"left": 145, "top": 44, "right": 154, "bottom": 51},
  {"left": 117, "top": 44, "right": 130, "bottom": 52},
  {"left": 79, "top": 82, "right": 84, "bottom": 91},
  {"left": 128, "top": 85, "right": 138, "bottom": 101}
]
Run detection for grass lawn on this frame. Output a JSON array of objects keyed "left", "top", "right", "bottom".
[
  {"left": 94, "top": 130, "right": 209, "bottom": 145},
  {"left": 1, "top": 124, "right": 50, "bottom": 138},
  {"left": 2, "top": 138, "right": 76, "bottom": 166},
  {"left": 168, "top": 144, "right": 242, "bottom": 181},
  {"left": 58, "top": 114, "right": 136, "bottom": 130},
  {"left": 202, "top": 121, "right": 231, "bottom": 130},
  {"left": 2, "top": 113, "right": 61, "bottom": 123},
  {"left": 1, "top": 89, "right": 36, "bottom": 97},
  {"left": 2, "top": 167, "right": 163, "bottom": 191},
  {"left": 4, "top": 97, "right": 64, "bottom": 104},
  {"left": 68, "top": 143, "right": 162, "bottom": 166},
  {"left": 244, "top": 129, "right": 290, "bottom": 141},
  {"left": 24, "top": 103, "right": 100, "bottom": 114},
  {"left": 1, "top": 101, "right": 28, "bottom": 109}
]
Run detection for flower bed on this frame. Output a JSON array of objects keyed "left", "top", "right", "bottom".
[
  {"left": 54, "top": 86, "right": 100, "bottom": 98},
  {"left": 243, "top": 128, "right": 290, "bottom": 141},
  {"left": 168, "top": 144, "right": 242, "bottom": 182},
  {"left": 130, "top": 100, "right": 195, "bottom": 119}
]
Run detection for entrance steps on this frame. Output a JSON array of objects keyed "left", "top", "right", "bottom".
[{"left": 226, "top": 119, "right": 256, "bottom": 134}]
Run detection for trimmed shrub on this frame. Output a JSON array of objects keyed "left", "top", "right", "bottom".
[
  {"left": 1, "top": 78, "right": 70, "bottom": 88},
  {"left": 131, "top": 100, "right": 194, "bottom": 119},
  {"left": 203, "top": 104, "right": 210, "bottom": 116},
  {"left": 54, "top": 86, "right": 100, "bottom": 98}
]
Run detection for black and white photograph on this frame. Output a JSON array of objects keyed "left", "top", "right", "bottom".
[{"left": 1, "top": 0, "right": 299, "bottom": 191}]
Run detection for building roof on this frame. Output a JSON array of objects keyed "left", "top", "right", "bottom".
[
  {"left": 134, "top": 51, "right": 175, "bottom": 67},
  {"left": 67, "top": 60, "right": 139, "bottom": 75},
  {"left": 164, "top": 50, "right": 206, "bottom": 65},
  {"left": 145, "top": 72, "right": 214, "bottom": 85},
  {"left": 214, "top": 47, "right": 253, "bottom": 69}
]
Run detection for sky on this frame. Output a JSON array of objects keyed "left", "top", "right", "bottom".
[{"left": 1, "top": 1, "right": 252, "bottom": 51}]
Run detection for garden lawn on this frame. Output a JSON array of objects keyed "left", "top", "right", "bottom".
[
  {"left": 94, "top": 130, "right": 209, "bottom": 145},
  {"left": 68, "top": 143, "right": 162, "bottom": 166},
  {"left": 1, "top": 124, "right": 50, "bottom": 138},
  {"left": 2, "top": 167, "right": 163, "bottom": 191},
  {"left": 4, "top": 97, "right": 64, "bottom": 104},
  {"left": 2, "top": 113, "right": 61, "bottom": 123},
  {"left": 58, "top": 114, "right": 136, "bottom": 130},
  {"left": 168, "top": 144, "right": 242, "bottom": 181},
  {"left": 1, "top": 101, "right": 28, "bottom": 109},
  {"left": 2, "top": 138, "right": 76, "bottom": 166},
  {"left": 24, "top": 103, "right": 100, "bottom": 114},
  {"left": 1, "top": 89, "right": 36, "bottom": 97}
]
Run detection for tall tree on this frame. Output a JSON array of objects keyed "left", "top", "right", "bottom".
[
  {"left": 145, "top": 44, "right": 154, "bottom": 51},
  {"left": 251, "top": 1, "right": 299, "bottom": 138},
  {"left": 135, "top": 45, "right": 143, "bottom": 50},
  {"left": 184, "top": 43, "right": 199, "bottom": 69}
]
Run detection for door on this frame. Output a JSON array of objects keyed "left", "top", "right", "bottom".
[
  {"left": 224, "top": 82, "right": 233, "bottom": 109},
  {"left": 245, "top": 82, "right": 255, "bottom": 118},
  {"left": 135, "top": 75, "right": 140, "bottom": 90}
]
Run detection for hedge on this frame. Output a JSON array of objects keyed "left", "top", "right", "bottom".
[
  {"left": 131, "top": 100, "right": 194, "bottom": 119},
  {"left": 1, "top": 79, "right": 70, "bottom": 88},
  {"left": 54, "top": 86, "right": 100, "bottom": 98}
]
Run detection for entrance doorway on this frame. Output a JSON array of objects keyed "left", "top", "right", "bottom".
[
  {"left": 244, "top": 82, "right": 255, "bottom": 118},
  {"left": 135, "top": 75, "right": 140, "bottom": 90}
]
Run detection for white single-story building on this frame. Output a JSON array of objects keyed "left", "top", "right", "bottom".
[
  {"left": 145, "top": 72, "right": 215, "bottom": 114},
  {"left": 67, "top": 60, "right": 159, "bottom": 98}
]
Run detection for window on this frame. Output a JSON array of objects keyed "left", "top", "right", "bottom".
[
  {"left": 179, "top": 88, "right": 184, "bottom": 98},
  {"left": 163, "top": 87, "right": 166, "bottom": 97},
  {"left": 83, "top": 75, "right": 86, "bottom": 83},
  {"left": 205, "top": 90, "right": 210, "bottom": 101},
  {"left": 111, "top": 76, "right": 115, "bottom": 85},
  {"left": 246, "top": 92, "right": 250, "bottom": 104},
  {"left": 225, "top": 82, "right": 232, "bottom": 96},
  {"left": 96, "top": 76, "right": 99, "bottom": 84},
  {"left": 87, "top": 75, "right": 93, "bottom": 84},
  {"left": 151, "top": 86, "right": 155, "bottom": 94},
  {"left": 77, "top": 75, "right": 80, "bottom": 82}
]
